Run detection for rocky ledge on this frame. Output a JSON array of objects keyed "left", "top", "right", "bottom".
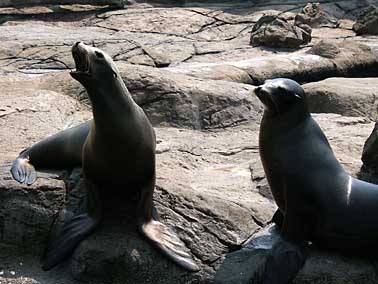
[{"left": 1, "top": 1, "right": 378, "bottom": 284}]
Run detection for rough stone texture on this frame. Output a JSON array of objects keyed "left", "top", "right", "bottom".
[
  {"left": 119, "top": 64, "right": 262, "bottom": 129},
  {"left": 303, "top": 77, "right": 378, "bottom": 121},
  {"left": 353, "top": 5, "right": 378, "bottom": 35},
  {"left": 1, "top": 1, "right": 378, "bottom": 283},
  {"left": 215, "top": 224, "right": 378, "bottom": 284},
  {"left": 250, "top": 16, "right": 312, "bottom": 48},
  {"left": 298, "top": 2, "right": 340, "bottom": 28},
  {"left": 306, "top": 40, "right": 340, "bottom": 59},
  {"left": 0, "top": 1, "right": 126, "bottom": 8}
]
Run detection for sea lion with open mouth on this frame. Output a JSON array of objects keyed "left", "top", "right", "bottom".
[{"left": 11, "top": 42, "right": 199, "bottom": 272}]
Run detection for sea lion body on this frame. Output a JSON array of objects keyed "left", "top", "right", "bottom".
[
  {"left": 11, "top": 42, "right": 198, "bottom": 272},
  {"left": 255, "top": 78, "right": 378, "bottom": 283},
  {"left": 262, "top": 113, "right": 378, "bottom": 248}
]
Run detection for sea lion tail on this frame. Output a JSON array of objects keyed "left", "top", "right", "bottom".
[
  {"left": 42, "top": 213, "right": 99, "bottom": 270},
  {"left": 10, "top": 151, "right": 37, "bottom": 185},
  {"left": 140, "top": 220, "right": 200, "bottom": 272}
]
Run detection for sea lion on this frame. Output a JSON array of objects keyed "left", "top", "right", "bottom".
[
  {"left": 10, "top": 42, "right": 199, "bottom": 272},
  {"left": 254, "top": 78, "right": 378, "bottom": 284}
]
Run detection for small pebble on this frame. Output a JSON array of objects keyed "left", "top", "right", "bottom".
[{"left": 10, "top": 271, "right": 16, "bottom": 275}]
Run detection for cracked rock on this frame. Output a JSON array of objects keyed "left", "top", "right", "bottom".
[{"left": 250, "top": 15, "right": 312, "bottom": 48}]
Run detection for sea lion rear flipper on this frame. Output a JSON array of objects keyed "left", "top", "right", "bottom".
[
  {"left": 140, "top": 220, "right": 200, "bottom": 272},
  {"left": 42, "top": 213, "right": 99, "bottom": 270},
  {"left": 10, "top": 152, "right": 37, "bottom": 185},
  {"left": 260, "top": 238, "right": 307, "bottom": 284}
]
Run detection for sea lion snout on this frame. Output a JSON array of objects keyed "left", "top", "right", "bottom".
[
  {"left": 254, "top": 85, "right": 269, "bottom": 98},
  {"left": 70, "top": 42, "right": 91, "bottom": 83}
]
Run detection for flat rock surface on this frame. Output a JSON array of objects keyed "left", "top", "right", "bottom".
[{"left": 1, "top": 1, "right": 378, "bottom": 283}]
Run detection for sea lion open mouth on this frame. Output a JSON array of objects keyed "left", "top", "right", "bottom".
[{"left": 71, "top": 42, "right": 90, "bottom": 76}]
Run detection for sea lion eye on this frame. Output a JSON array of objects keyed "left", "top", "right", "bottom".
[
  {"left": 95, "top": 51, "right": 104, "bottom": 59},
  {"left": 277, "top": 86, "right": 287, "bottom": 94}
]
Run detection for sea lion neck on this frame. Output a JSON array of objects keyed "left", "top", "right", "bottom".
[
  {"left": 85, "top": 77, "right": 136, "bottom": 124},
  {"left": 262, "top": 104, "right": 310, "bottom": 131}
]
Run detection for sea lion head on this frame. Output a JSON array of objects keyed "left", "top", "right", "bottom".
[
  {"left": 254, "top": 78, "right": 307, "bottom": 115},
  {"left": 70, "top": 42, "right": 119, "bottom": 87}
]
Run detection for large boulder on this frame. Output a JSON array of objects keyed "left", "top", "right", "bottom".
[
  {"left": 303, "top": 77, "right": 378, "bottom": 121},
  {"left": 250, "top": 15, "right": 312, "bottom": 48}
]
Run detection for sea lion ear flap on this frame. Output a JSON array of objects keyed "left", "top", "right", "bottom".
[{"left": 112, "top": 69, "right": 118, "bottom": 78}]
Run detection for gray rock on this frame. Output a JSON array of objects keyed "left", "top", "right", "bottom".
[
  {"left": 0, "top": 165, "right": 65, "bottom": 254},
  {"left": 250, "top": 15, "right": 312, "bottom": 48},
  {"left": 353, "top": 5, "right": 378, "bottom": 35},
  {"left": 306, "top": 40, "right": 340, "bottom": 58}
]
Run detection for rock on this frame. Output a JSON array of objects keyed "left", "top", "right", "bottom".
[
  {"left": 303, "top": 77, "right": 378, "bottom": 121},
  {"left": 250, "top": 15, "right": 312, "bottom": 48},
  {"left": 0, "top": 165, "right": 66, "bottom": 254},
  {"left": 296, "top": 2, "right": 339, "bottom": 28},
  {"left": 353, "top": 5, "right": 378, "bottom": 35},
  {"left": 169, "top": 41, "right": 378, "bottom": 85},
  {"left": 306, "top": 40, "right": 340, "bottom": 58},
  {"left": 0, "top": 0, "right": 126, "bottom": 8},
  {"left": 120, "top": 64, "right": 262, "bottom": 129},
  {"left": 216, "top": 224, "right": 378, "bottom": 284}
]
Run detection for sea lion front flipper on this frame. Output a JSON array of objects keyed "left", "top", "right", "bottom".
[
  {"left": 140, "top": 219, "right": 200, "bottom": 272},
  {"left": 41, "top": 213, "right": 99, "bottom": 270},
  {"left": 271, "top": 209, "right": 284, "bottom": 229},
  {"left": 261, "top": 200, "right": 309, "bottom": 284},
  {"left": 260, "top": 238, "right": 307, "bottom": 284},
  {"left": 137, "top": 180, "right": 200, "bottom": 272},
  {"left": 10, "top": 150, "right": 37, "bottom": 185},
  {"left": 42, "top": 177, "right": 102, "bottom": 270}
]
